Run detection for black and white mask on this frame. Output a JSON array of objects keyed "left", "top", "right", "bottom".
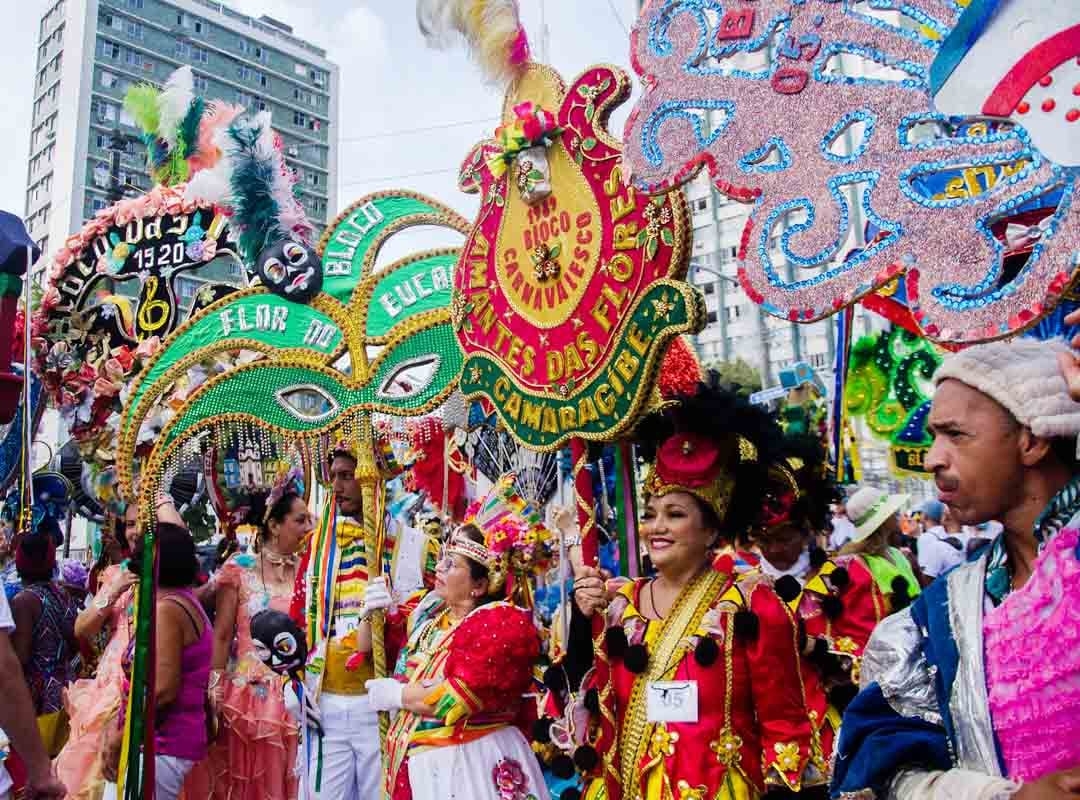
[
  {"left": 250, "top": 608, "right": 307, "bottom": 676},
  {"left": 255, "top": 240, "right": 323, "bottom": 303}
]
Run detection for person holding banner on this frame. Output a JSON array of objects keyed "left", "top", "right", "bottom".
[
  {"left": 563, "top": 379, "right": 825, "bottom": 800},
  {"left": 289, "top": 445, "right": 383, "bottom": 800}
]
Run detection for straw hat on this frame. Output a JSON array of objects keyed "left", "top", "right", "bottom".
[{"left": 846, "top": 486, "right": 910, "bottom": 543}]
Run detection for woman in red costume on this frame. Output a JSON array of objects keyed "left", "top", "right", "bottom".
[
  {"left": 553, "top": 378, "right": 826, "bottom": 800},
  {"left": 752, "top": 435, "right": 887, "bottom": 777},
  {"left": 365, "top": 490, "right": 550, "bottom": 800}
]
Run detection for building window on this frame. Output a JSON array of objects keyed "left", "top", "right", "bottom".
[
  {"left": 125, "top": 20, "right": 143, "bottom": 39},
  {"left": 177, "top": 13, "right": 204, "bottom": 34},
  {"left": 294, "top": 62, "right": 306, "bottom": 77},
  {"left": 95, "top": 133, "right": 108, "bottom": 149},
  {"left": 309, "top": 68, "right": 326, "bottom": 87},
  {"left": 702, "top": 282, "right": 714, "bottom": 295},
  {"left": 176, "top": 41, "right": 208, "bottom": 63},
  {"left": 237, "top": 37, "right": 250, "bottom": 54},
  {"left": 293, "top": 111, "right": 307, "bottom": 128},
  {"left": 306, "top": 172, "right": 320, "bottom": 187},
  {"left": 177, "top": 277, "right": 199, "bottom": 301},
  {"left": 122, "top": 0, "right": 143, "bottom": 8},
  {"left": 706, "top": 310, "right": 718, "bottom": 324},
  {"left": 235, "top": 90, "right": 255, "bottom": 108},
  {"left": 258, "top": 72, "right": 269, "bottom": 88},
  {"left": 726, "top": 306, "right": 742, "bottom": 322},
  {"left": 92, "top": 98, "right": 117, "bottom": 123},
  {"left": 253, "top": 45, "right": 268, "bottom": 63},
  {"left": 694, "top": 197, "right": 708, "bottom": 212},
  {"left": 99, "top": 39, "right": 120, "bottom": 59},
  {"left": 101, "top": 13, "right": 122, "bottom": 32},
  {"left": 237, "top": 65, "right": 251, "bottom": 81},
  {"left": 91, "top": 197, "right": 107, "bottom": 212},
  {"left": 100, "top": 69, "right": 118, "bottom": 88},
  {"left": 193, "top": 74, "right": 209, "bottom": 93}
]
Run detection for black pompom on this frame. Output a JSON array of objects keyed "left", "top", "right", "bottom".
[
  {"left": 810, "top": 636, "right": 830, "bottom": 662},
  {"left": 809, "top": 548, "right": 828, "bottom": 569},
  {"left": 604, "top": 625, "right": 628, "bottom": 658},
  {"left": 543, "top": 666, "right": 568, "bottom": 694},
  {"left": 623, "top": 643, "right": 649, "bottom": 673},
  {"left": 821, "top": 593, "right": 844, "bottom": 620},
  {"left": 561, "top": 789, "right": 583, "bottom": 800},
  {"left": 532, "top": 716, "right": 554, "bottom": 744},
  {"left": 774, "top": 574, "right": 802, "bottom": 603},
  {"left": 827, "top": 682, "right": 860, "bottom": 712},
  {"left": 551, "top": 754, "right": 576, "bottom": 780},
  {"left": 829, "top": 566, "right": 850, "bottom": 591},
  {"left": 734, "top": 609, "right": 759, "bottom": 641},
  {"left": 796, "top": 618, "right": 808, "bottom": 654},
  {"left": 694, "top": 636, "right": 720, "bottom": 667},
  {"left": 891, "top": 575, "right": 910, "bottom": 597},
  {"left": 584, "top": 688, "right": 600, "bottom": 715},
  {"left": 573, "top": 744, "right": 600, "bottom": 772}
]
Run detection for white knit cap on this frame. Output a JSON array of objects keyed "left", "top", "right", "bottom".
[{"left": 933, "top": 337, "right": 1080, "bottom": 438}]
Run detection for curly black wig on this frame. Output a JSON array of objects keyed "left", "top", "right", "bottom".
[{"left": 634, "top": 371, "right": 785, "bottom": 540}]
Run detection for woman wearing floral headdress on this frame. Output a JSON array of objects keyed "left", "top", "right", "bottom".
[
  {"left": 556, "top": 378, "right": 825, "bottom": 800},
  {"left": 365, "top": 482, "right": 550, "bottom": 800},
  {"left": 186, "top": 467, "right": 312, "bottom": 800}
]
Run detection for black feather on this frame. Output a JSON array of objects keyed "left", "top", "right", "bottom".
[
  {"left": 829, "top": 566, "right": 850, "bottom": 591},
  {"left": 821, "top": 593, "right": 844, "bottom": 620},
  {"left": 604, "top": 625, "right": 628, "bottom": 658}
]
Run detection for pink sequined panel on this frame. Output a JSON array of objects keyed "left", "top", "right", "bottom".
[{"left": 984, "top": 528, "right": 1080, "bottom": 782}]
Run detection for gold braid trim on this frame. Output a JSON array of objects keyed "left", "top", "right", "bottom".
[{"left": 619, "top": 570, "right": 728, "bottom": 798}]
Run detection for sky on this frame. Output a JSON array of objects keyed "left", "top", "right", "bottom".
[{"left": 0, "top": 0, "right": 641, "bottom": 225}]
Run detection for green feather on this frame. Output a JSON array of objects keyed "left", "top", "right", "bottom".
[
  {"left": 178, "top": 97, "right": 205, "bottom": 161},
  {"left": 123, "top": 84, "right": 161, "bottom": 138}
]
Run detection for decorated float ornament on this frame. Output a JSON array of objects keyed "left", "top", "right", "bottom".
[
  {"left": 622, "top": 0, "right": 1080, "bottom": 345},
  {"left": 452, "top": 59, "right": 702, "bottom": 451},
  {"left": 115, "top": 189, "right": 470, "bottom": 497},
  {"left": 844, "top": 326, "right": 942, "bottom": 477}
]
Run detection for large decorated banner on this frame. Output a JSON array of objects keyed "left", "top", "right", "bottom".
[
  {"left": 622, "top": 1, "right": 1080, "bottom": 345},
  {"left": 453, "top": 62, "right": 703, "bottom": 451}
]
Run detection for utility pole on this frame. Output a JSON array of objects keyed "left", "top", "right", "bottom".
[{"left": 107, "top": 130, "right": 139, "bottom": 204}]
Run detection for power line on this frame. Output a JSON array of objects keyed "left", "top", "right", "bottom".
[
  {"left": 605, "top": 0, "right": 630, "bottom": 35},
  {"left": 339, "top": 166, "right": 459, "bottom": 187},
  {"left": 338, "top": 117, "right": 499, "bottom": 143}
]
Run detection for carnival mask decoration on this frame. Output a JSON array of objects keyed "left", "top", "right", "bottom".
[
  {"left": 250, "top": 608, "right": 307, "bottom": 677},
  {"left": 255, "top": 239, "right": 323, "bottom": 304}
]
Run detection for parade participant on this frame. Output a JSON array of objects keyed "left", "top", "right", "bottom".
[
  {"left": 833, "top": 337, "right": 1080, "bottom": 799},
  {"left": 88, "top": 519, "right": 126, "bottom": 597},
  {"left": 0, "top": 586, "right": 67, "bottom": 800},
  {"left": 188, "top": 468, "right": 310, "bottom": 800},
  {"left": 289, "top": 445, "right": 381, "bottom": 800},
  {"left": 565, "top": 379, "right": 825, "bottom": 800},
  {"left": 56, "top": 496, "right": 183, "bottom": 799},
  {"left": 366, "top": 519, "right": 547, "bottom": 800},
  {"left": 752, "top": 436, "right": 887, "bottom": 773},
  {"left": 839, "top": 486, "right": 923, "bottom": 607},
  {"left": 916, "top": 500, "right": 967, "bottom": 579},
  {"left": 10, "top": 534, "right": 79, "bottom": 756},
  {"left": 827, "top": 500, "right": 856, "bottom": 552},
  {"left": 101, "top": 523, "right": 212, "bottom": 800}
]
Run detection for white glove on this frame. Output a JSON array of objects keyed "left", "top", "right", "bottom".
[
  {"left": 359, "top": 577, "right": 395, "bottom": 620},
  {"left": 365, "top": 678, "right": 404, "bottom": 711},
  {"left": 284, "top": 681, "right": 323, "bottom": 735}
]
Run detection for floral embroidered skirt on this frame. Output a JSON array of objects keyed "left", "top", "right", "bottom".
[{"left": 408, "top": 726, "right": 550, "bottom": 800}]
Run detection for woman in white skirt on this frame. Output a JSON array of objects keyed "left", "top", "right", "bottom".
[{"left": 366, "top": 520, "right": 550, "bottom": 800}]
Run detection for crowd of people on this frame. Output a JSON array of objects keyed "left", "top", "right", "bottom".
[{"left": 0, "top": 335, "right": 1078, "bottom": 799}]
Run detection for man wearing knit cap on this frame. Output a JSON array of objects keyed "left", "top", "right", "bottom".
[{"left": 832, "top": 337, "right": 1080, "bottom": 799}]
